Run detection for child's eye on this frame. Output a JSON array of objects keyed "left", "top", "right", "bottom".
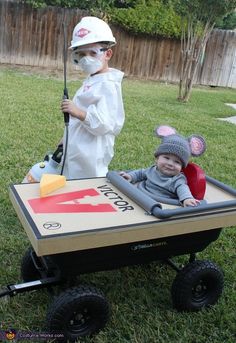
[
  {"left": 75, "top": 51, "right": 86, "bottom": 59},
  {"left": 90, "top": 50, "right": 98, "bottom": 57}
]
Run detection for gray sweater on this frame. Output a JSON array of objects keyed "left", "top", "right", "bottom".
[{"left": 128, "top": 165, "right": 193, "bottom": 203}]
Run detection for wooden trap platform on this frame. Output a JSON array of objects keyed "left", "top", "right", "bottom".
[{"left": 9, "top": 172, "right": 236, "bottom": 256}]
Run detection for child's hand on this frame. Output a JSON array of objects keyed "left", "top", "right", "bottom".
[
  {"left": 119, "top": 171, "right": 132, "bottom": 182},
  {"left": 61, "top": 99, "right": 86, "bottom": 120},
  {"left": 183, "top": 198, "right": 200, "bottom": 207}
]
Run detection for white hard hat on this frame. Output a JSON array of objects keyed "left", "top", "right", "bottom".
[{"left": 70, "top": 16, "right": 116, "bottom": 49}]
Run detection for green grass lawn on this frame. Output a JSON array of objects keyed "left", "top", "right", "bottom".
[{"left": 0, "top": 66, "right": 235, "bottom": 343}]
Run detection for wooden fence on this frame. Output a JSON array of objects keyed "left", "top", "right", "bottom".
[
  {"left": 199, "top": 29, "right": 236, "bottom": 88},
  {"left": 0, "top": 0, "right": 236, "bottom": 88}
]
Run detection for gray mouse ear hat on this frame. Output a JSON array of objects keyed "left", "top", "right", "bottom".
[{"left": 154, "top": 125, "right": 206, "bottom": 167}]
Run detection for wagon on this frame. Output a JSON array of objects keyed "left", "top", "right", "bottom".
[{"left": 1, "top": 163, "right": 236, "bottom": 342}]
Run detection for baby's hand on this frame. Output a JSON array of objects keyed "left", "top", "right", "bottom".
[
  {"left": 183, "top": 198, "right": 200, "bottom": 207},
  {"left": 119, "top": 171, "right": 132, "bottom": 182}
]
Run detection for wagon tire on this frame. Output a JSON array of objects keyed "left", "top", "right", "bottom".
[
  {"left": 46, "top": 285, "right": 110, "bottom": 342},
  {"left": 21, "top": 247, "right": 41, "bottom": 282},
  {"left": 171, "top": 260, "right": 224, "bottom": 312}
]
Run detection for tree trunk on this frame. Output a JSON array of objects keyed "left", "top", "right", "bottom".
[{"left": 178, "top": 19, "right": 215, "bottom": 102}]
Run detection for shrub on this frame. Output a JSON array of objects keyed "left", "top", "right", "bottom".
[{"left": 109, "top": 2, "right": 181, "bottom": 38}]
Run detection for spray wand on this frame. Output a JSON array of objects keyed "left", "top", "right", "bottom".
[
  {"left": 60, "top": 22, "right": 70, "bottom": 175},
  {"left": 63, "top": 21, "right": 70, "bottom": 125}
]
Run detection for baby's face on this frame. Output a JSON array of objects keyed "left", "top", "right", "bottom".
[{"left": 156, "top": 154, "right": 182, "bottom": 176}]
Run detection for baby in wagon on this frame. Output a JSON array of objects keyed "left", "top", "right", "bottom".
[{"left": 120, "top": 125, "right": 206, "bottom": 207}]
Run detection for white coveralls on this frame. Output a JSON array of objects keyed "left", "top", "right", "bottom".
[{"left": 62, "top": 68, "right": 125, "bottom": 179}]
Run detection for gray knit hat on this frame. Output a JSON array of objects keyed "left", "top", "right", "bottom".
[{"left": 154, "top": 125, "right": 206, "bottom": 167}]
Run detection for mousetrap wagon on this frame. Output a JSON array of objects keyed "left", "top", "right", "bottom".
[{"left": 1, "top": 163, "right": 236, "bottom": 342}]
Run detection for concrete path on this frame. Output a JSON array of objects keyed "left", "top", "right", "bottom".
[{"left": 217, "top": 104, "right": 236, "bottom": 125}]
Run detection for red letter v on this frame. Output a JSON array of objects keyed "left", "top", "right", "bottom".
[{"left": 28, "top": 189, "right": 117, "bottom": 213}]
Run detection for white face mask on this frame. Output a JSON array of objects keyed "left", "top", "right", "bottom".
[{"left": 78, "top": 56, "right": 103, "bottom": 75}]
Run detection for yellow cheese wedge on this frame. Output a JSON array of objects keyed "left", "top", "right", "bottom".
[{"left": 40, "top": 174, "right": 66, "bottom": 197}]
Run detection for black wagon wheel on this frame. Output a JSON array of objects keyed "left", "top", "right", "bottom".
[
  {"left": 171, "top": 260, "right": 224, "bottom": 312},
  {"left": 21, "top": 247, "right": 42, "bottom": 282},
  {"left": 46, "top": 285, "right": 110, "bottom": 342}
]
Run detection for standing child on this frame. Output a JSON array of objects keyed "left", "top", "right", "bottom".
[
  {"left": 120, "top": 125, "right": 206, "bottom": 207},
  {"left": 61, "top": 16, "right": 125, "bottom": 179}
]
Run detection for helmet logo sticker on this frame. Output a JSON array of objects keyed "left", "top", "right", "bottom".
[{"left": 76, "top": 28, "right": 91, "bottom": 38}]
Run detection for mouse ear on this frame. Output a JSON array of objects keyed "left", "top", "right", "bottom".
[
  {"left": 188, "top": 135, "right": 206, "bottom": 156},
  {"left": 154, "top": 125, "right": 176, "bottom": 138}
]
